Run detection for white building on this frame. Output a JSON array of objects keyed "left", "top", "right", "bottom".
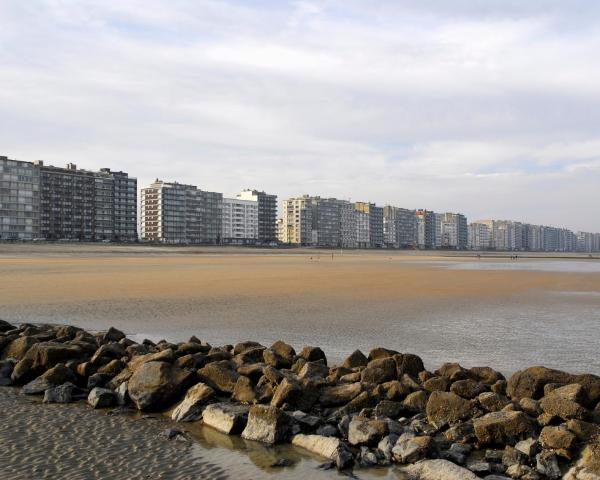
[
  {"left": 221, "top": 197, "right": 258, "bottom": 244},
  {"left": 468, "top": 223, "right": 490, "bottom": 250}
]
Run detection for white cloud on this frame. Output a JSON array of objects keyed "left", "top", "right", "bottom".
[{"left": 0, "top": 0, "right": 599, "bottom": 231}]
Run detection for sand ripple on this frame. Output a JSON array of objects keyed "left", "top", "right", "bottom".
[{"left": 0, "top": 388, "right": 229, "bottom": 480}]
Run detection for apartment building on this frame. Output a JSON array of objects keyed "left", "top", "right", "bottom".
[
  {"left": 340, "top": 201, "right": 357, "bottom": 248},
  {"left": 279, "top": 196, "right": 313, "bottom": 245},
  {"left": 415, "top": 209, "right": 436, "bottom": 249},
  {"left": 383, "top": 206, "right": 416, "bottom": 248},
  {"left": 222, "top": 197, "right": 258, "bottom": 245},
  {"left": 236, "top": 189, "right": 277, "bottom": 243},
  {"left": 355, "top": 202, "right": 383, "bottom": 248},
  {"left": 437, "top": 212, "right": 468, "bottom": 249},
  {"left": 468, "top": 222, "right": 490, "bottom": 250},
  {"left": 0, "top": 156, "right": 40, "bottom": 240},
  {"left": 140, "top": 180, "right": 222, "bottom": 244}
]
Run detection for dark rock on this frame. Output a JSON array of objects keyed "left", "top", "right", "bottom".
[
  {"left": 342, "top": 350, "right": 368, "bottom": 369},
  {"left": 474, "top": 411, "right": 536, "bottom": 446},
  {"left": 1, "top": 336, "right": 39, "bottom": 361},
  {"left": 426, "top": 391, "right": 475, "bottom": 428},
  {"left": 468, "top": 366, "right": 505, "bottom": 385},
  {"left": 88, "top": 387, "right": 117, "bottom": 408},
  {"left": 368, "top": 347, "right": 399, "bottom": 361},
  {"left": 99, "top": 327, "right": 126, "bottom": 344},
  {"left": 535, "top": 451, "right": 561, "bottom": 479},
  {"left": 299, "top": 346, "right": 327, "bottom": 364},
  {"left": 90, "top": 343, "right": 126, "bottom": 364},
  {"left": 423, "top": 376, "right": 451, "bottom": 393},
  {"left": 394, "top": 353, "right": 425, "bottom": 380},
  {"left": 298, "top": 361, "right": 329, "bottom": 380},
  {"left": 374, "top": 400, "right": 403, "bottom": 419},
  {"left": 0, "top": 359, "right": 15, "bottom": 386},
  {"left": 22, "top": 363, "right": 77, "bottom": 394},
  {"left": 402, "top": 390, "right": 428, "bottom": 414},
  {"left": 539, "top": 425, "right": 576, "bottom": 458},
  {"left": 11, "top": 342, "right": 84, "bottom": 383},
  {"left": 540, "top": 387, "right": 588, "bottom": 420},
  {"left": 479, "top": 392, "right": 511, "bottom": 412},
  {"left": 0, "top": 319, "right": 14, "bottom": 332},
  {"left": 519, "top": 397, "right": 541, "bottom": 416},
  {"left": 348, "top": 416, "right": 388, "bottom": 446},
  {"left": 435, "top": 363, "right": 468, "bottom": 381},
  {"left": 241, "top": 405, "right": 293, "bottom": 444},
  {"left": 197, "top": 361, "right": 239, "bottom": 394},
  {"left": 263, "top": 348, "right": 292, "bottom": 369},
  {"left": 270, "top": 458, "right": 295, "bottom": 468},
  {"left": 392, "top": 432, "right": 434, "bottom": 464},
  {"left": 271, "top": 377, "right": 320, "bottom": 411},
  {"left": 565, "top": 418, "right": 600, "bottom": 441},
  {"left": 233, "top": 341, "right": 264, "bottom": 355},
  {"left": 320, "top": 382, "right": 362, "bottom": 407},
  {"left": 43, "top": 382, "right": 75, "bottom": 403},
  {"left": 270, "top": 340, "right": 296, "bottom": 360},
  {"left": 177, "top": 342, "right": 210, "bottom": 356},
  {"left": 451, "top": 379, "right": 487, "bottom": 399},
  {"left": 128, "top": 361, "right": 195, "bottom": 410},
  {"left": 380, "top": 380, "right": 410, "bottom": 401},
  {"left": 232, "top": 375, "right": 256, "bottom": 404},
  {"left": 361, "top": 357, "right": 396, "bottom": 384},
  {"left": 237, "top": 363, "right": 266, "bottom": 383}
]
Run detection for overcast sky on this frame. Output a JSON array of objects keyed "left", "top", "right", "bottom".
[{"left": 1, "top": 1, "right": 599, "bottom": 231}]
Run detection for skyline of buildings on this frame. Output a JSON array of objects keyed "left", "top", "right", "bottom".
[{"left": 2, "top": 154, "right": 599, "bottom": 251}]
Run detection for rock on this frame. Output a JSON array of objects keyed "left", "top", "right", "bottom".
[
  {"left": 271, "top": 377, "right": 320, "bottom": 411},
  {"left": 380, "top": 380, "right": 410, "bottom": 401},
  {"left": 536, "top": 451, "right": 561, "bottom": 479},
  {"left": 441, "top": 442, "right": 470, "bottom": 465},
  {"left": 368, "top": 347, "right": 399, "bottom": 361},
  {"left": 426, "top": 391, "right": 475, "bottom": 428},
  {"left": 515, "top": 437, "right": 539, "bottom": 457},
  {"left": 361, "top": 357, "right": 397, "bottom": 384},
  {"left": 520, "top": 397, "right": 541, "bottom": 416},
  {"left": 566, "top": 419, "right": 600, "bottom": 441},
  {"left": 22, "top": 363, "right": 77, "bottom": 394},
  {"left": 236, "top": 363, "right": 265, "bottom": 383},
  {"left": 319, "top": 382, "right": 362, "bottom": 407},
  {"left": 43, "top": 382, "right": 76, "bottom": 403},
  {"left": 374, "top": 400, "right": 403, "bottom": 419},
  {"left": 507, "top": 367, "right": 600, "bottom": 404},
  {"left": 91, "top": 343, "right": 126, "bottom": 364},
  {"left": 316, "top": 424, "right": 338, "bottom": 437},
  {"left": 171, "top": 383, "right": 215, "bottom": 421},
  {"left": 98, "top": 327, "right": 126, "bottom": 344},
  {"left": 233, "top": 347, "right": 266, "bottom": 366},
  {"left": 270, "top": 340, "right": 295, "bottom": 360},
  {"left": 565, "top": 437, "right": 600, "bottom": 479},
  {"left": 343, "top": 350, "right": 368, "bottom": 369},
  {"left": 202, "top": 403, "right": 249, "bottom": 434},
  {"left": 540, "top": 389, "right": 588, "bottom": 420},
  {"left": 348, "top": 416, "right": 388, "bottom": 446},
  {"left": 505, "top": 464, "right": 534, "bottom": 478},
  {"left": 392, "top": 432, "right": 434, "bottom": 464},
  {"left": 336, "top": 390, "right": 378, "bottom": 416},
  {"left": 1, "top": 336, "right": 39, "bottom": 361},
  {"left": 339, "top": 372, "right": 361, "bottom": 383},
  {"left": 116, "top": 380, "right": 129, "bottom": 406},
  {"left": 11, "top": 342, "right": 84, "bottom": 383},
  {"left": 0, "top": 359, "right": 15, "bottom": 386},
  {"left": 298, "top": 346, "right": 327, "bottom": 364},
  {"left": 270, "top": 458, "right": 295, "bottom": 468},
  {"left": 468, "top": 366, "right": 505, "bottom": 385},
  {"left": 128, "top": 361, "right": 195, "bottom": 410},
  {"left": 292, "top": 434, "right": 348, "bottom": 463},
  {"left": 400, "top": 459, "right": 480, "bottom": 480},
  {"left": 262, "top": 349, "right": 291, "bottom": 369},
  {"left": 451, "top": 379, "right": 487, "bottom": 399},
  {"left": 0, "top": 319, "right": 14, "bottom": 332},
  {"left": 443, "top": 420, "right": 475, "bottom": 443},
  {"left": 232, "top": 376, "right": 256, "bottom": 404},
  {"left": 403, "top": 390, "right": 428, "bottom": 414},
  {"left": 241, "top": 405, "right": 292, "bottom": 444},
  {"left": 474, "top": 411, "right": 536, "bottom": 445},
  {"left": 88, "top": 387, "right": 117, "bottom": 408},
  {"left": 197, "top": 361, "right": 238, "bottom": 394},
  {"left": 298, "top": 361, "right": 329, "bottom": 380},
  {"left": 502, "top": 445, "right": 527, "bottom": 467},
  {"left": 87, "top": 373, "right": 111, "bottom": 389},
  {"left": 394, "top": 353, "right": 425, "bottom": 379},
  {"left": 435, "top": 363, "right": 468, "bottom": 381},
  {"left": 479, "top": 392, "right": 511, "bottom": 412},
  {"left": 177, "top": 342, "right": 210, "bottom": 356},
  {"left": 233, "top": 341, "right": 264, "bottom": 356},
  {"left": 423, "top": 377, "right": 450, "bottom": 393},
  {"left": 97, "top": 359, "right": 125, "bottom": 376},
  {"left": 467, "top": 461, "right": 492, "bottom": 474},
  {"left": 539, "top": 425, "right": 576, "bottom": 457}
]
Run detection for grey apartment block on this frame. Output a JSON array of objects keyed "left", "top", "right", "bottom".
[
  {"left": 0, "top": 156, "right": 40, "bottom": 240},
  {"left": 311, "top": 197, "right": 342, "bottom": 247},
  {"left": 237, "top": 189, "right": 277, "bottom": 243},
  {"left": 416, "top": 209, "right": 436, "bottom": 249},
  {"left": 383, "top": 206, "right": 416, "bottom": 248},
  {"left": 140, "top": 180, "right": 222, "bottom": 244}
]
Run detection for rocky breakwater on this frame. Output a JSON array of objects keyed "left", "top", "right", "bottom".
[{"left": 1, "top": 319, "right": 600, "bottom": 479}]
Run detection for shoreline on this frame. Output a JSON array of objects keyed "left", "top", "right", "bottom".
[{"left": 2, "top": 321, "right": 600, "bottom": 479}]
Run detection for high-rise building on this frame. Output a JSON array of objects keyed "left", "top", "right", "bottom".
[
  {"left": 222, "top": 197, "right": 258, "bottom": 245},
  {"left": 468, "top": 222, "right": 490, "bottom": 250},
  {"left": 340, "top": 201, "right": 357, "bottom": 248},
  {"left": 0, "top": 156, "right": 40, "bottom": 240},
  {"left": 35, "top": 161, "right": 137, "bottom": 242},
  {"left": 438, "top": 212, "right": 468, "bottom": 249},
  {"left": 236, "top": 189, "right": 277, "bottom": 243},
  {"left": 279, "top": 196, "right": 313, "bottom": 245},
  {"left": 140, "top": 180, "right": 222, "bottom": 244},
  {"left": 355, "top": 202, "right": 383, "bottom": 248},
  {"left": 383, "top": 206, "right": 417, "bottom": 248},
  {"left": 415, "top": 209, "right": 436, "bottom": 249}
]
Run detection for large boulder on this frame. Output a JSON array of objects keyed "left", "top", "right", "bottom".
[
  {"left": 342, "top": 350, "right": 368, "bottom": 369},
  {"left": 319, "top": 382, "right": 362, "bottom": 407},
  {"left": 98, "top": 327, "right": 126, "bottom": 344},
  {"left": 473, "top": 411, "right": 535, "bottom": 445},
  {"left": 400, "top": 459, "right": 480, "bottom": 480},
  {"left": 202, "top": 403, "right": 249, "bottom": 434},
  {"left": 392, "top": 432, "right": 434, "bottom": 464},
  {"left": 271, "top": 377, "right": 320, "bottom": 411},
  {"left": 394, "top": 353, "right": 425, "bottom": 379},
  {"left": 402, "top": 391, "right": 428, "bottom": 414},
  {"left": 468, "top": 366, "right": 505, "bottom": 385},
  {"left": 127, "top": 361, "right": 195, "bottom": 411},
  {"left": 450, "top": 379, "right": 486, "bottom": 399},
  {"left": 11, "top": 342, "right": 84, "bottom": 383},
  {"left": 0, "top": 319, "right": 14, "bottom": 332},
  {"left": 241, "top": 405, "right": 292, "bottom": 444},
  {"left": 1, "top": 336, "right": 39, "bottom": 361},
  {"left": 171, "top": 383, "right": 215, "bottom": 422},
  {"left": 361, "top": 357, "right": 397, "bottom": 384},
  {"left": 539, "top": 426, "right": 577, "bottom": 457},
  {"left": 43, "top": 383, "right": 75, "bottom": 404},
  {"left": 540, "top": 385, "right": 589, "bottom": 420},
  {"left": 298, "top": 346, "right": 327, "bottom": 364},
  {"left": 88, "top": 387, "right": 117, "bottom": 408},
  {"left": 425, "top": 391, "right": 475, "bottom": 428},
  {"left": 232, "top": 376, "right": 256, "bottom": 404},
  {"left": 291, "top": 434, "right": 353, "bottom": 469},
  {"left": 348, "top": 416, "right": 388, "bottom": 446},
  {"left": 298, "top": 361, "right": 329, "bottom": 380},
  {"left": 197, "top": 361, "right": 239, "bottom": 394},
  {"left": 22, "top": 363, "right": 77, "bottom": 394},
  {"left": 507, "top": 367, "right": 600, "bottom": 404},
  {"left": 0, "top": 359, "right": 15, "bottom": 386}
]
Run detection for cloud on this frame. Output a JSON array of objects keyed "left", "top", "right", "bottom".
[{"left": 0, "top": 0, "right": 599, "bottom": 231}]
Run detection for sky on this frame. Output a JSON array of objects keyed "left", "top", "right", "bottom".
[{"left": 1, "top": 1, "right": 599, "bottom": 231}]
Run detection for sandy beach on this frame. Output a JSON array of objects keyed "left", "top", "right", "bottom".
[{"left": 1, "top": 244, "right": 600, "bottom": 374}]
